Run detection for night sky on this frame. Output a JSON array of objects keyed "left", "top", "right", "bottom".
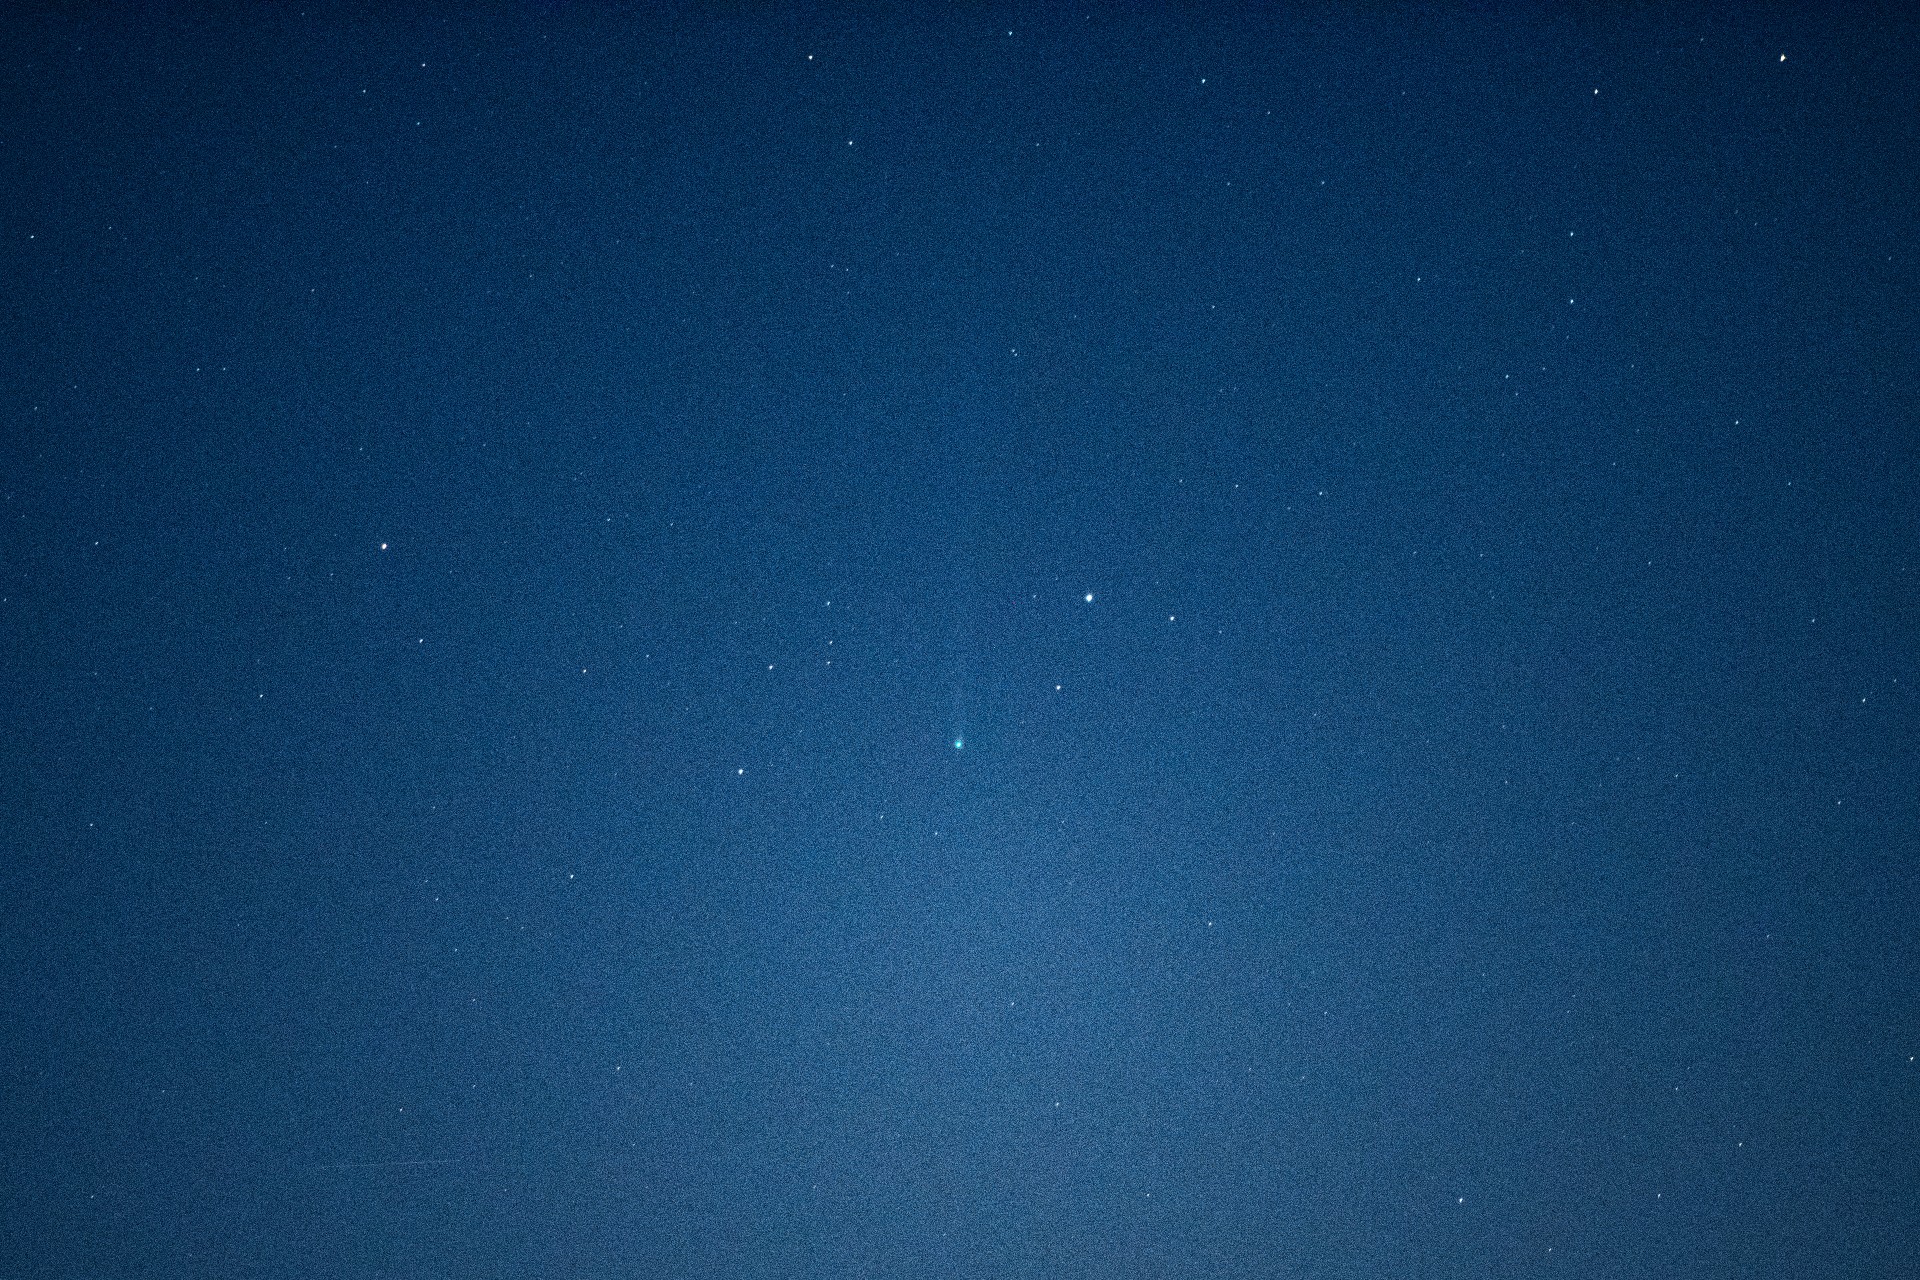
[{"left": 5, "top": 5, "right": 1918, "bottom": 1276}]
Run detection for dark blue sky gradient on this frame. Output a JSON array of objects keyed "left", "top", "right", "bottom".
[{"left": 5, "top": 5, "right": 1918, "bottom": 1275}]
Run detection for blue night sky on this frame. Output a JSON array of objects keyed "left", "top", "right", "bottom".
[{"left": 4, "top": 5, "right": 1917, "bottom": 1276}]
